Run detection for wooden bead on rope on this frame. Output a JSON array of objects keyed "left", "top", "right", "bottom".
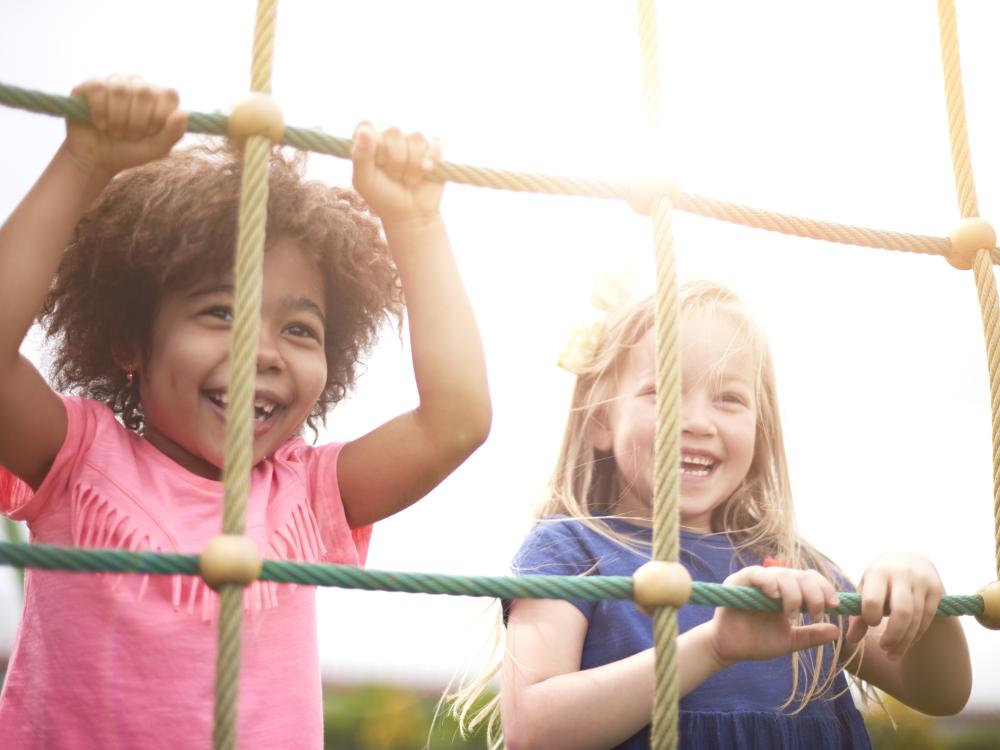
[
  {"left": 627, "top": 176, "right": 681, "bottom": 216},
  {"left": 947, "top": 217, "right": 995, "bottom": 270},
  {"left": 975, "top": 580, "right": 1000, "bottom": 630},
  {"left": 633, "top": 560, "right": 692, "bottom": 615},
  {"left": 199, "top": 534, "right": 263, "bottom": 591},
  {"left": 227, "top": 93, "right": 285, "bottom": 148}
]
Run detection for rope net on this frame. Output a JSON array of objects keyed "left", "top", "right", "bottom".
[{"left": 0, "top": 2, "right": 998, "bottom": 749}]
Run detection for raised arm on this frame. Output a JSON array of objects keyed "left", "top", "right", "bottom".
[
  {"left": 841, "top": 552, "right": 972, "bottom": 715},
  {"left": 0, "top": 77, "right": 186, "bottom": 488},
  {"left": 337, "top": 124, "right": 491, "bottom": 527}
]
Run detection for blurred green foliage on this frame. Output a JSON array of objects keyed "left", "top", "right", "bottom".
[
  {"left": 864, "top": 694, "right": 1000, "bottom": 750},
  {"left": 323, "top": 683, "right": 492, "bottom": 750}
]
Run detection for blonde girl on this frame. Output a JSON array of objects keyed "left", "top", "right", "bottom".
[{"left": 453, "top": 280, "right": 970, "bottom": 750}]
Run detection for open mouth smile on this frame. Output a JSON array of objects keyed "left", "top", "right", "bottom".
[
  {"left": 680, "top": 453, "right": 717, "bottom": 478},
  {"left": 206, "top": 391, "right": 282, "bottom": 423}
]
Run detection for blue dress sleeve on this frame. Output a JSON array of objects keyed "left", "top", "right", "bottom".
[{"left": 507, "top": 517, "right": 604, "bottom": 621}]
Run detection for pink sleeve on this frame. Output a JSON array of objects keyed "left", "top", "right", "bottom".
[
  {"left": 0, "top": 465, "right": 34, "bottom": 519},
  {"left": 1, "top": 397, "right": 103, "bottom": 523},
  {"left": 300, "top": 441, "right": 372, "bottom": 566}
]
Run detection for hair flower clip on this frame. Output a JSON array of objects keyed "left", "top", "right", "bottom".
[{"left": 557, "top": 271, "right": 634, "bottom": 375}]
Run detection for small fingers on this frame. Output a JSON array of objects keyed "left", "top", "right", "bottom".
[
  {"left": 845, "top": 615, "right": 868, "bottom": 645},
  {"left": 744, "top": 566, "right": 836, "bottom": 620},
  {"left": 351, "top": 121, "right": 378, "bottom": 191},
  {"left": 75, "top": 78, "right": 110, "bottom": 132},
  {"left": 380, "top": 126, "right": 407, "bottom": 181},
  {"left": 123, "top": 76, "right": 156, "bottom": 140},
  {"left": 774, "top": 575, "right": 803, "bottom": 620},
  {"left": 402, "top": 131, "right": 430, "bottom": 186},
  {"left": 858, "top": 568, "right": 888, "bottom": 628},
  {"left": 800, "top": 570, "right": 836, "bottom": 621},
  {"left": 879, "top": 583, "right": 912, "bottom": 659},
  {"left": 147, "top": 85, "right": 181, "bottom": 138},
  {"left": 104, "top": 74, "right": 132, "bottom": 139}
]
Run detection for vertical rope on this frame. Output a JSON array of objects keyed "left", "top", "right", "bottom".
[
  {"left": 936, "top": 0, "right": 1000, "bottom": 577},
  {"left": 635, "top": 1, "right": 680, "bottom": 747},
  {"left": 972, "top": 248, "right": 1000, "bottom": 578},
  {"left": 651, "top": 196, "right": 681, "bottom": 750},
  {"left": 213, "top": 1, "right": 279, "bottom": 748},
  {"left": 936, "top": 0, "right": 979, "bottom": 220},
  {"left": 635, "top": 0, "right": 663, "bottom": 132}
]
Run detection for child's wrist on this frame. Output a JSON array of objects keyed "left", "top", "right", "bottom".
[
  {"left": 57, "top": 141, "right": 115, "bottom": 186},
  {"left": 381, "top": 212, "right": 444, "bottom": 238},
  {"left": 695, "top": 620, "right": 734, "bottom": 672}
]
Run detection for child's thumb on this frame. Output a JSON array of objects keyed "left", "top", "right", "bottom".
[{"left": 789, "top": 622, "right": 839, "bottom": 653}]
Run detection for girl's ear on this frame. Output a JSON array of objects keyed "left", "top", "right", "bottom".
[{"left": 586, "top": 409, "right": 614, "bottom": 453}]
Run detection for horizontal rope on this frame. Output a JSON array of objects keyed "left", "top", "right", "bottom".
[
  {"left": 0, "top": 541, "right": 983, "bottom": 617},
  {"left": 2, "top": 81, "right": 997, "bottom": 263}
]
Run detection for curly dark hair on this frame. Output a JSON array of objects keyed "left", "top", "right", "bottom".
[{"left": 41, "top": 145, "right": 403, "bottom": 431}]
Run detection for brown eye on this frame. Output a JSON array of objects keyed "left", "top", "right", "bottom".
[
  {"left": 202, "top": 306, "right": 233, "bottom": 322},
  {"left": 286, "top": 322, "right": 320, "bottom": 340}
]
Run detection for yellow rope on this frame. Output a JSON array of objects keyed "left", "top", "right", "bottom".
[
  {"left": 936, "top": 0, "right": 979, "bottom": 220},
  {"left": 651, "top": 194, "right": 681, "bottom": 750},
  {"left": 213, "top": 1, "right": 279, "bottom": 748},
  {"left": 972, "top": 249, "right": 1000, "bottom": 578},
  {"left": 635, "top": 0, "right": 680, "bottom": 746},
  {"left": 635, "top": 0, "right": 663, "bottom": 132},
  {"left": 935, "top": 0, "right": 1000, "bottom": 576}
]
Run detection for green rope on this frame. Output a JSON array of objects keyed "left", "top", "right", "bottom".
[
  {"left": 0, "top": 541, "right": 983, "bottom": 617},
  {"left": 0, "top": 82, "right": 628, "bottom": 201},
  {"left": 6, "top": 81, "right": 998, "bottom": 261}
]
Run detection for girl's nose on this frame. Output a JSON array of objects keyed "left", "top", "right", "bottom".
[
  {"left": 681, "top": 397, "right": 715, "bottom": 436},
  {"left": 256, "top": 330, "right": 284, "bottom": 373}
]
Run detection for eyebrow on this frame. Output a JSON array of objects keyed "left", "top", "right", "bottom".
[{"left": 187, "top": 284, "right": 327, "bottom": 325}]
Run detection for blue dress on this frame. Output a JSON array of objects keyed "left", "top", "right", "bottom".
[{"left": 509, "top": 517, "right": 872, "bottom": 749}]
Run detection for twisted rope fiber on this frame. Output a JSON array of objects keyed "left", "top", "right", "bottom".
[
  {"left": 651, "top": 195, "right": 681, "bottom": 749},
  {"left": 212, "top": 2, "right": 279, "bottom": 748},
  {"left": 250, "top": 0, "right": 277, "bottom": 95},
  {"left": 973, "top": 249, "right": 1000, "bottom": 578},
  {"left": 6, "top": 81, "right": 1000, "bottom": 263},
  {"left": 636, "top": 0, "right": 663, "bottom": 132},
  {"left": 936, "top": 0, "right": 979, "bottom": 220},
  {"left": 936, "top": 0, "right": 1000, "bottom": 577},
  {"left": 636, "top": 0, "right": 679, "bottom": 741},
  {"left": 0, "top": 541, "right": 984, "bottom": 616}
]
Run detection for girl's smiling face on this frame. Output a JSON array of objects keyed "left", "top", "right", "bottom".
[
  {"left": 134, "top": 237, "right": 329, "bottom": 479},
  {"left": 597, "top": 310, "right": 758, "bottom": 531}
]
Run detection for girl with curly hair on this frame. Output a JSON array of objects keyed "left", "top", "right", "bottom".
[{"left": 0, "top": 76, "right": 490, "bottom": 749}]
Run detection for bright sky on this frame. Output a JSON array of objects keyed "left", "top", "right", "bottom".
[{"left": 2, "top": 0, "right": 1000, "bottom": 714}]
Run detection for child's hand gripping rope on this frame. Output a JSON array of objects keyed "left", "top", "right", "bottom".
[
  {"left": 64, "top": 76, "right": 187, "bottom": 179},
  {"left": 708, "top": 565, "right": 842, "bottom": 667},
  {"left": 846, "top": 552, "right": 945, "bottom": 662}
]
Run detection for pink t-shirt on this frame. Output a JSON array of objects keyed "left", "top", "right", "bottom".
[{"left": 0, "top": 396, "right": 372, "bottom": 749}]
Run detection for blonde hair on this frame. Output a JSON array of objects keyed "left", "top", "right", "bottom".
[{"left": 446, "top": 279, "right": 863, "bottom": 748}]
